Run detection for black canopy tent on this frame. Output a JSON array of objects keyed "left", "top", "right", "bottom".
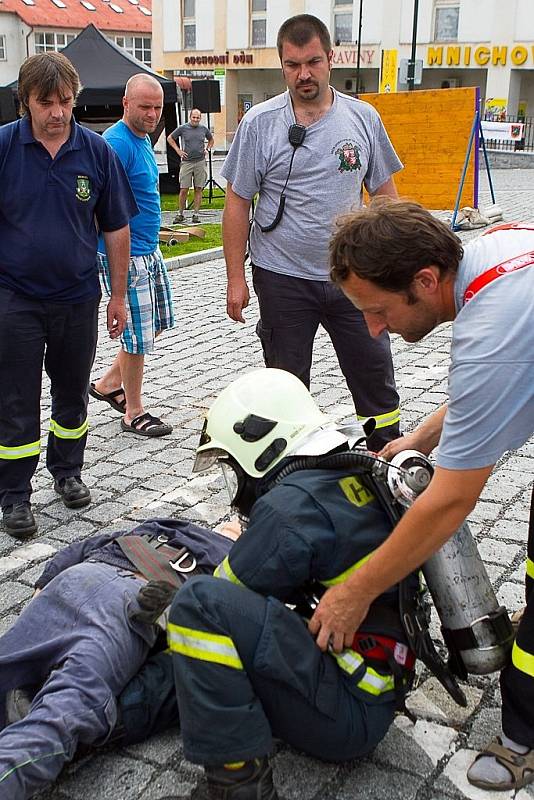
[{"left": 5, "top": 24, "right": 182, "bottom": 189}]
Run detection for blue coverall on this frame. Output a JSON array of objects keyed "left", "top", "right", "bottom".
[
  {"left": 169, "top": 468, "right": 417, "bottom": 766},
  {"left": 0, "top": 518, "right": 231, "bottom": 800}
]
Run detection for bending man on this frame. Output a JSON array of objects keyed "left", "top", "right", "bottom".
[{"left": 310, "top": 200, "right": 534, "bottom": 792}]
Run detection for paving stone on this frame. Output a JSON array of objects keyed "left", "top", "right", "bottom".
[
  {"left": 442, "top": 749, "right": 516, "bottom": 799},
  {"left": 0, "top": 554, "right": 31, "bottom": 577},
  {"left": 52, "top": 753, "right": 155, "bottom": 799},
  {"left": 0, "top": 613, "right": 18, "bottom": 635},
  {"left": 0, "top": 581, "right": 33, "bottom": 613},
  {"left": 336, "top": 762, "right": 424, "bottom": 799},
  {"left": 467, "top": 707, "right": 501, "bottom": 750},
  {"left": 81, "top": 501, "right": 131, "bottom": 523},
  {"left": 477, "top": 540, "right": 523, "bottom": 566},
  {"left": 273, "top": 750, "right": 339, "bottom": 799},
  {"left": 405, "top": 677, "right": 483, "bottom": 726},
  {"left": 497, "top": 581, "right": 526, "bottom": 610},
  {"left": 123, "top": 730, "right": 182, "bottom": 766},
  {"left": 487, "top": 519, "right": 529, "bottom": 542},
  {"left": 46, "top": 520, "right": 99, "bottom": 544},
  {"left": 137, "top": 768, "right": 198, "bottom": 799}
]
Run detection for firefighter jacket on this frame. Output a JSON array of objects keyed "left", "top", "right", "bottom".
[{"left": 214, "top": 467, "right": 419, "bottom": 704}]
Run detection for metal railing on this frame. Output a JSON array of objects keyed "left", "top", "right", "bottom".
[{"left": 482, "top": 114, "right": 534, "bottom": 152}]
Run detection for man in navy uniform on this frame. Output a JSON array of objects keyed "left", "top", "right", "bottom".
[{"left": 0, "top": 52, "right": 137, "bottom": 539}]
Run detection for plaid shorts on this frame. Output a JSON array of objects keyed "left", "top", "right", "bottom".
[{"left": 97, "top": 249, "right": 175, "bottom": 355}]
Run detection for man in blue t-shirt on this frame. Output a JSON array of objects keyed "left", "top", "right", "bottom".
[
  {"left": 90, "top": 75, "right": 175, "bottom": 438},
  {"left": 0, "top": 52, "right": 137, "bottom": 540}
]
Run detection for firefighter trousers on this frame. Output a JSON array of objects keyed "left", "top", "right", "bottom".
[
  {"left": 500, "top": 484, "right": 534, "bottom": 747},
  {"left": 169, "top": 576, "right": 396, "bottom": 767},
  {"left": 0, "top": 562, "right": 155, "bottom": 800},
  {"left": 0, "top": 290, "right": 99, "bottom": 508},
  {"left": 251, "top": 266, "right": 400, "bottom": 451}
]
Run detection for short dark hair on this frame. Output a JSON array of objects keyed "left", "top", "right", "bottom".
[
  {"left": 277, "top": 14, "right": 332, "bottom": 60},
  {"left": 330, "top": 198, "right": 464, "bottom": 292},
  {"left": 18, "top": 52, "right": 81, "bottom": 116}
]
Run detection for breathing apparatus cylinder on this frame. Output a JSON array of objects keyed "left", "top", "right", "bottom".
[{"left": 387, "top": 451, "right": 514, "bottom": 677}]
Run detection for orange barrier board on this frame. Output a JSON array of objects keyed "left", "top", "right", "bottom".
[{"left": 361, "top": 87, "right": 478, "bottom": 209}]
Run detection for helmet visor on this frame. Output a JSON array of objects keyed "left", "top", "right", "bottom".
[
  {"left": 192, "top": 448, "right": 227, "bottom": 473},
  {"left": 220, "top": 461, "right": 239, "bottom": 505}
]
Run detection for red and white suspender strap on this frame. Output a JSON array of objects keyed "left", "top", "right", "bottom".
[{"left": 463, "top": 223, "right": 534, "bottom": 304}]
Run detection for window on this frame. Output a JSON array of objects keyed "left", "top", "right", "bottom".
[
  {"left": 114, "top": 35, "right": 152, "bottom": 66},
  {"left": 252, "top": 19, "right": 266, "bottom": 46},
  {"left": 334, "top": 2, "right": 353, "bottom": 44},
  {"left": 183, "top": 0, "right": 195, "bottom": 50},
  {"left": 81, "top": 1, "right": 96, "bottom": 9},
  {"left": 250, "top": 0, "right": 266, "bottom": 47},
  {"left": 34, "top": 31, "right": 76, "bottom": 52},
  {"left": 434, "top": 3, "right": 459, "bottom": 41},
  {"left": 0, "top": 35, "right": 6, "bottom": 61}
]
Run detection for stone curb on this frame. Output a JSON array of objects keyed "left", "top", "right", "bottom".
[{"left": 164, "top": 246, "right": 224, "bottom": 271}]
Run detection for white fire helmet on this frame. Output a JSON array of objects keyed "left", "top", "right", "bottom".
[{"left": 193, "top": 368, "right": 337, "bottom": 479}]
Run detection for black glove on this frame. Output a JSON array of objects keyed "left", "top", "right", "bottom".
[{"left": 130, "top": 580, "right": 178, "bottom": 624}]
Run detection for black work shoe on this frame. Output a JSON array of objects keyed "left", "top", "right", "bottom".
[
  {"left": 6, "top": 687, "right": 35, "bottom": 725},
  {"left": 54, "top": 476, "right": 91, "bottom": 509},
  {"left": 2, "top": 502, "right": 37, "bottom": 539},
  {"left": 201, "top": 757, "right": 279, "bottom": 799}
]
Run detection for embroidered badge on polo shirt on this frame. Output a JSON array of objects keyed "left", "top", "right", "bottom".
[
  {"left": 332, "top": 140, "right": 362, "bottom": 173},
  {"left": 76, "top": 175, "right": 91, "bottom": 202}
]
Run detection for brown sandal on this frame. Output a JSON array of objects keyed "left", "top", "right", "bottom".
[
  {"left": 89, "top": 383, "right": 126, "bottom": 413},
  {"left": 468, "top": 737, "right": 534, "bottom": 791},
  {"left": 121, "top": 412, "right": 173, "bottom": 438}
]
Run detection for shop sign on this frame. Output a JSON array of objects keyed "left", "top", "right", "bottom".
[
  {"left": 331, "top": 48, "right": 376, "bottom": 66},
  {"left": 214, "top": 68, "right": 226, "bottom": 100},
  {"left": 481, "top": 120, "right": 524, "bottom": 140},
  {"left": 380, "top": 50, "right": 398, "bottom": 93},
  {"left": 427, "top": 44, "right": 534, "bottom": 67},
  {"left": 184, "top": 51, "right": 254, "bottom": 67}
]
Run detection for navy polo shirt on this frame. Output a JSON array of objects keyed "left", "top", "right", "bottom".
[{"left": 0, "top": 117, "right": 138, "bottom": 302}]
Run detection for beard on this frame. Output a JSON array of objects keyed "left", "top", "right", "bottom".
[{"left": 295, "top": 82, "right": 320, "bottom": 101}]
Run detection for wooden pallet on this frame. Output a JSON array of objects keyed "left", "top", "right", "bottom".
[{"left": 159, "top": 225, "right": 206, "bottom": 246}]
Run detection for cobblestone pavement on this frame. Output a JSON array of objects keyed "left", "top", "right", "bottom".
[{"left": 2, "top": 177, "right": 533, "bottom": 800}]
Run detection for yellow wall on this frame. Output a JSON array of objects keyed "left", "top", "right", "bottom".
[{"left": 363, "top": 87, "right": 478, "bottom": 209}]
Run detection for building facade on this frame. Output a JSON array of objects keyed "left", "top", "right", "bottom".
[
  {"left": 151, "top": 0, "right": 534, "bottom": 150},
  {"left": 0, "top": 0, "right": 153, "bottom": 85}
]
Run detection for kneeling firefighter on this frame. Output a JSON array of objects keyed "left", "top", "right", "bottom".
[{"left": 167, "top": 367, "right": 500, "bottom": 800}]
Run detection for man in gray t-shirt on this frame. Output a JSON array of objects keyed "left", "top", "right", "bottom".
[
  {"left": 314, "top": 202, "right": 534, "bottom": 794},
  {"left": 167, "top": 108, "right": 214, "bottom": 224},
  {"left": 221, "top": 14, "right": 402, "bottom": 452}
]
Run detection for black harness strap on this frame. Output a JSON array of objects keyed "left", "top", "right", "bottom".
[{"left": 117, "top": 535, "right": 196, "bottom": 588}]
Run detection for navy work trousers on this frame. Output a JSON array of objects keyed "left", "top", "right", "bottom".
[
  {"left": 0, "top": 289, "right": 99, "bottom": 507},
  {"left": 500, "top": 485, "right": 534, "bottom": 746},
  {"left": 170, "top": 576, "right": 395, "bottom": 767},
  {"left": 0, "top": 562, "right": 155, "bottom": 800},
  {"left": 252, "top": 267, "right": 400, "bottom": 451}
]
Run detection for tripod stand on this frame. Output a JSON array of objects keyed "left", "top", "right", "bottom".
[{"left": 204, "top": 109, "right": 225, "bottom": 204}]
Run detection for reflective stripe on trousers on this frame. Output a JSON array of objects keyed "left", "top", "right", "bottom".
[
  {"left": 0, "top": 441, "right": 41, "bottom": 460},
  {"left": 49, "top": 418, "right": 89, "bottom": 440}
]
